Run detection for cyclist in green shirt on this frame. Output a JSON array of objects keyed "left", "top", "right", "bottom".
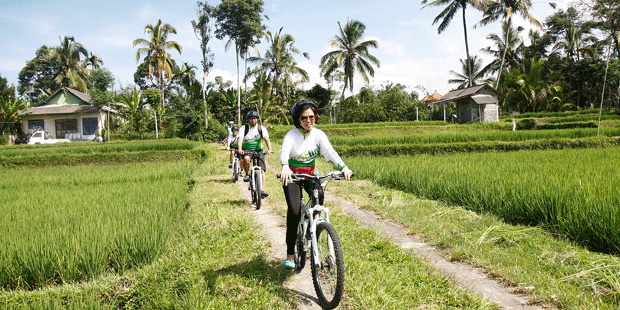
[{"left": 238, "top": 111, "right": 273, "bottom": 198}]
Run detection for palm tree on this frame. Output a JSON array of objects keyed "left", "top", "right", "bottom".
[
  {"left": 48, "top": 36, "right": 90, "bottom": 93},
  {"left": 481, "top": 20, "right": 525, "bottom": 76},
  {"left": 86, "top": 52, "right": 103, "bottom": 70},
  {"left": 117, "top": 86, "right": 143, "bottom": 133},
  {"left": 422, "top": 0, "right": 487, "bottom": 88},
  {"left": 133, "top": 19, "right": 183, "bottom": 139},
  {"left": 248, "top": 28, "right": 309, "bottom": 109},
  {"left": 503, "top": 58, "right": 560, "bottom": 112},
  {"left": 477, "top": 0, "right": 547, "bottom": 89},
  {"left": 448, "top": 55, "right": 492, "bottom": 88},
  {"left": 321, "top": 19, "right": 380, "bottom": 123},
  {"left": 0, "top": 97, "right": 29, "bottom": 135}
]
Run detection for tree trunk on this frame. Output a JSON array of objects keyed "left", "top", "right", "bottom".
[
  {"left": 236, "top": 44, "right": 241, "bottom": 125},
  {"left": 495, "top": 18, "right": 511, "bottom": 89},
  {"left": 462, "top": 7, "right": 472, "bottom": 88},
  {"left": 203, "top": 72, "right": 209, "bottom": 131}
]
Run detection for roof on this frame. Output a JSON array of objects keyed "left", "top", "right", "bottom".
[
  {"left": 23, "top": 104, "right": 100, "bottom": 115},
  {"left": 422, "top": 92, "right": 442, "bottom": 102},
  {"left": 21, "top": 87, "right": 116, "bottom": 115},
  {"left": 435, "top": 84, "right": 499, "bottom": 104}
]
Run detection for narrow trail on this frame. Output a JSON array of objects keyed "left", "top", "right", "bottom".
[
  {"left": 236, "top": 161, "right": 545, "bottom": 309},
  {"left": 235, "top": 176, "right": 323, "bottom": 310}
]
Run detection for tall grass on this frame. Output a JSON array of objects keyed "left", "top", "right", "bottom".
[
  {"left": 0, "top": 160, "right": 197, "bottom": 290},
  {"left": 346, "top": 147, "right": 620, "bottom": 254},
  {"left": 330, "top": 127, "right": 620, "bottom": 146}
]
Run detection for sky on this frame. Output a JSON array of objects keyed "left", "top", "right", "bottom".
[{"left": 0, "top": 0, "right": 568, "bottom": 97}]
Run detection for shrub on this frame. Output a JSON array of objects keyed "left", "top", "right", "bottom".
[
  {"left": 516, "top": 118, "right": 536, "bottom": 130},
  {"left": 0, "top": 135, "right": 8, "bottom": 145}
]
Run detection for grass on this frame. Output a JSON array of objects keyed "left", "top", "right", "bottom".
[
  {"left": 344, "top": 148, "right": 620, "bottom": 255},
  {"left": 0, "top": 160, "right": 198, "bottom": 290},
  {"left": 325, "top": 177, "right": 620, "bottom": 309}
]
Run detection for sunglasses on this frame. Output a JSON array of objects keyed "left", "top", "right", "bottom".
[{"left": 300, "top": 115, "right": 315, "bottom": 121}]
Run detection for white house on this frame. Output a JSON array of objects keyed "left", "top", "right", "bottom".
[
  {"left": 20, "top": 87, "right": 115, "bottom": 140},
  {"left": 434, "top": 85, "right": 500, "bottom": 124}
]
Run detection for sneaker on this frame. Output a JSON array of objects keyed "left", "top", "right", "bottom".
[
  {"left": 261, "top": 191, "right": 269, "bottom": 198},
  {"left": 243, "top": 175, "right": 250, "bottom": 182},
  {"left": 283, "top": 260, "right": 295, "bottom": 269},
  {"left": 228, "top": 163, "right": 232, "bottom": 168}
]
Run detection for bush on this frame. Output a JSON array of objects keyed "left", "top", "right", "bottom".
[
  {"left": 0, "top": 135, "right": 8, "bottom": 145},
  {"left": 516, "top": 118, "right": 536, "bottom": 130}
]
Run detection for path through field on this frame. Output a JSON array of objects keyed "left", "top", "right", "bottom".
[
  {"left": 236, "top": 178, "right": 324, "bottom": 310},
  {"left": 236, "top": 163, "right": 544, "bottom": 309}
]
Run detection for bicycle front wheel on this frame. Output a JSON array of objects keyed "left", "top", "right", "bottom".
[
  {"left": 311, "top": 221, "right": 344, "bottom": 309},
  {"left": 232, "top": 160, "right": 239, "bottom": 182},
  {"left": 254, "top": 170, "right": 262, "bottom": 209}
]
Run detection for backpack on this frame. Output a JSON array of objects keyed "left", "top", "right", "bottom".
[{"left": 243, "top": 124, "right": 263, "bottom": 139}]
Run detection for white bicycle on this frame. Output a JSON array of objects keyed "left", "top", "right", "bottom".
[
  {"left": 279, "top": 171, "right": 349, "bottom": 309},
  {"left": 244, "top": 150, "right": 266, "bottom": 209}
]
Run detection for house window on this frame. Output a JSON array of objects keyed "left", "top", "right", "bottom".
[
  {"left": 82, "top": 118, "right": 98, "bottom": 135},
  {"left": 55, "top": 119, "right": 77, "bottom": 139},
  {"left": 28, "top": 120, "right": 44, "bottom": 131}
]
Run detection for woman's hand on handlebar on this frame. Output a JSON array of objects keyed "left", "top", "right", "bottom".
[
  {"left": 280, "top": 165, "right": 293, "bottom": 185},
  {"left": 342, "top": 167, "right": 353, "bottom": 181}
]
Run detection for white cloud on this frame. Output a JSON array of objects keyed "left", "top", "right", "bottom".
[{"left": 368, "top": 36, "right": 406, "bottom": 57}]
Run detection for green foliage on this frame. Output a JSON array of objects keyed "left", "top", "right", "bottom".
[
  {"left": 516, "top": 118, "right": 536, "bottom": 130},
  {"left": 17, "top": 45, "right": 57, "bottom": 104},
  {"left": 0, "top": 135, "right": 8, "bottom": 145},
  {"left": 0, "top": 73, "right": 15, "bottom": 102}
]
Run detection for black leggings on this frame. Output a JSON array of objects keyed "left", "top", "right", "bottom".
[{"left": 283, "top": 180, "right": 313, "bottom": 255}]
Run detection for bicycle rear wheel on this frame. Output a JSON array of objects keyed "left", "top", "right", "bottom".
[
  {"left": 311, "top": 221, "right": 344, "bottom": 309},
  {"left": 254, "top": 170, "right": 262, "bottom": 209}
]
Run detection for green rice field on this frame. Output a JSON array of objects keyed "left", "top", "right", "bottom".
[
  {"left": 0, "top": 160, "right": 197, "bottom": 290},
  {"left": 346, "top": 147, "right": 620, "bottom": 254}
]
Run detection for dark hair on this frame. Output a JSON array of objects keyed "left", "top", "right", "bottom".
[{"left": 291, "top": 99, "right": 318, "bottom": 128}]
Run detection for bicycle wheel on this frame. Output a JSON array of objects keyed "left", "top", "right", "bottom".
[
  {"left": 232, "top": 160, "right": 239, "bottom": 182},
  {"left": 311, "top": 221, "right": 345, "bottom": 309},
  {"left": 254, "top": 170, "right": 262, "bottom": 209},
  {"left": 295, "top": 227, "right": 306, "bottom": 271}
]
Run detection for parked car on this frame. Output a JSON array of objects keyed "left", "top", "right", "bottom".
[{"left": 26, "top": 131, "right": 71, "bottom": 145}]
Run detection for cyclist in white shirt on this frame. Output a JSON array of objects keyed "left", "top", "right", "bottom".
[
  {"left": 279, "top": 99, "right": 353, "bottom": 269},
  {"left": 238, "top": 110, "right": 273, "bottom": 198}
]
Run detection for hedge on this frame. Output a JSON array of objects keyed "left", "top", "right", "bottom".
[{"left": 336, "top": 136, "right": 620, "bottom": 156}]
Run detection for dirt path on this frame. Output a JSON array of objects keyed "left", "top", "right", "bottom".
[
  {"left": 235, "top": 178, "right": 323, "bottom": 310},
  {"left": 237, "top": 163, "right": 545, "bottom": 309}
]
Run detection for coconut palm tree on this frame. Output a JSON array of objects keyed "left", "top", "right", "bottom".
[
  {"left": 481, "top": 20, "right": 525, "bottom": 76},
  {"left": 48, "top": 36, "right": 90, "bottom": 93},
  {"left": 86, "top": 52, "right": 103, "bottom": 70},
  {"left": 422, "top": 0, "right": 487, "bottom": 88},
  {"left": 477, "top": 0, "right": 548, "bottom": 88},
  {"left": 321, "top": 19, "right": 380, "bottom": 123},
  {"left": 448, "top": 55, "right": 492, "bottom": 88},
  {"left": 133, "top": 19, "right": 183, "bottom": 139},
  {"left": 248, "top": 27, "right": 309, "bottom": 108}
]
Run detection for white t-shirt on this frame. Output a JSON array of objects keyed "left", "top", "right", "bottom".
[
  {"left": 238, "top": 124, "right": 269, "bottom": 150},
  {"left": 280, "top": 128, "right": 346, "bottom": 170}
]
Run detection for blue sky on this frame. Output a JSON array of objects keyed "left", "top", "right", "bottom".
[{"left": 0, "top": 0, "right": 566, "bottom": 97}]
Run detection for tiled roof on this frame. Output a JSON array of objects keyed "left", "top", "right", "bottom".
[
  {"left": 435, "top": 85, "right": 498, "bottom": 104},
  {"left": 23, "top": 104, "right": 99, "bottom": 115},
  {"left": 422, "top": 92, "right": 443, "bottom": 102}
]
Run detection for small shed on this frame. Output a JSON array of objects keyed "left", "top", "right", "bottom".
[
  {"left": 434, "top": 85, "right": 500, "bottom": 124},
  {"left": 20, "top": 87, "right": 116, "bottom": 140}
]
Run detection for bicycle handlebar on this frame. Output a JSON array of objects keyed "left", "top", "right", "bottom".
[{"left": 277, "top": 171, "right": 354, "bottom": 182}]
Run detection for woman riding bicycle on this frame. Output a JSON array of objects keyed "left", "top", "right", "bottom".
[{"left": 279, "top": 99, "right": 353, "bottom": 269}]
